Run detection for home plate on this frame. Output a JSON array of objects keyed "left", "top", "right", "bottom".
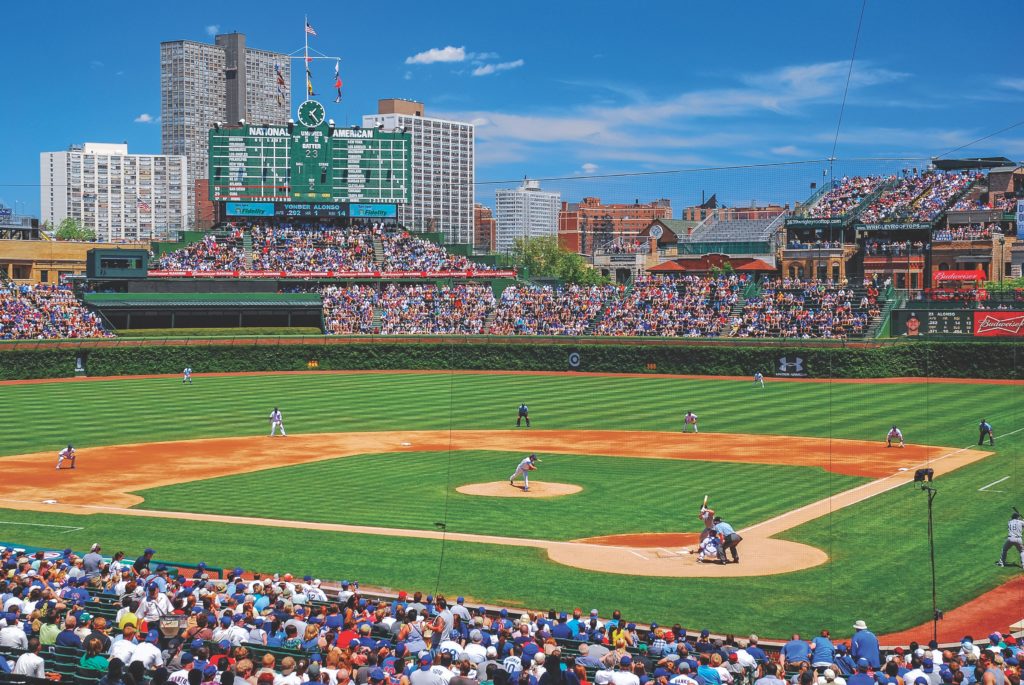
[
  {"left": 400, "top": 442, "right": 412, "bottom": 447},
  {"left": 898, "top": 468, "right": 909, "bottom": 471},
  {"left": 42, "top": 500, "right": 58, "bottom": 504}
]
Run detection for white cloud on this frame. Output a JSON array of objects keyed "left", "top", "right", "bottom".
[
  {"left": 205, "top": 24, "right": 220, "bottom": 37},
  {"left": 770, "top": 145, "right": 805, "bottom": 156},
  {"left": 134, "top": 113, "right": 155, "bottom": 124},
  {"left": 90, "top": 60, "right": 104, "bottom": 69},
  {"left": 405, "top": 46, "right": 466, "bottom": 65},
  {"left": 997, "top": 77, "right": 1024, "bottom": 92},
  {"left": 403, "top": 71, "right": 413, "bottom": 81},
  {"left": 472, "top": 59, "right": 525, "bottom": 77},
  {"left": 581, "top": 163, "right": 599, "bottom": 174}
]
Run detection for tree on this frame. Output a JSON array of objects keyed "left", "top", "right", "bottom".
[
  {"left": 510, "top": 236, "right": 609, "bottom": 286},
  {"left": 54, "top": 218, "right": 96, "bottom": 242}
]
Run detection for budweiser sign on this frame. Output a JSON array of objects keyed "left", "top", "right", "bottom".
[{"left": 973, "top": 311, "right": 1024, "bottom": 337}]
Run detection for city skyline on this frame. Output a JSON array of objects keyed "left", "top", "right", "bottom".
[{"left": 2, "top": 0, "right": 1023, "bottom": 217}]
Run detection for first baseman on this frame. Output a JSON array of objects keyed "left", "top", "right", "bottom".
[
  {"left": 509, "top": 453, "right": 538, "bottom": 491},
  {"left": 996, "top": 510, "right": 1023, "bottom": 567},
  {"left": 682, "top": 411, "right": 699, "bottom": 433},
  {"left": 56, "top": 444, "right": 76, "bottom": 470},
  {"left": 269, "top": 407, "right": 287, "bottom": 437},
  {"left": 886, "top": 425, "right": 904, "bottom": 448}
]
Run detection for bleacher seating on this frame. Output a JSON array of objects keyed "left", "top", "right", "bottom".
[
  {"left": 684, "top": 214, "right": 785, "bottom": 244},
  {"left": 0, "top": 284, "right": 111, "bottom": 340}
]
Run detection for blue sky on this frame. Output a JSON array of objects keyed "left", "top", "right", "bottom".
[{"left": 2, "top": 0, "right": 1023, "bottom": 215}]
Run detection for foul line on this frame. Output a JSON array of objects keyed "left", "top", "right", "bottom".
[
  {"left": 0, "top": 520, "right": 83, "bottom": 533},
  {"left": 978, "top": 476, "right": 1009, "bottom": 492}
]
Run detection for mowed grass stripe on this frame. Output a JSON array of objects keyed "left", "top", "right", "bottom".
[
  {"left": 130, "top": 450, "right": 868, "bottom": 540},
  {"left": 1, "top": 373, "right": 1018, "bottom": 457}
]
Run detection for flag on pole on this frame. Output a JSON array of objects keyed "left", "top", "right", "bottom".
[
  {"left": 136, "top": 195, "right": 152, "bottom": 213},
  {"left": 274, "top": 63, "right": 286, "bottom": 105},
  {"left": 334, "top": 60, "right": 343, "bottom": 103},
  {"left": 306, "top": 67, "right": 317, "bottom": 97},
  {"left": 305, "top": 21, "right": 317, "bottom": 36}
]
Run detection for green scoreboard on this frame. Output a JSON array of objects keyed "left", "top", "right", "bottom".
[{"left": 208, "top": 101, "right": 411, "bottom": 205}]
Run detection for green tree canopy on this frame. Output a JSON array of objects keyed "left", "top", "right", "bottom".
[
  {"left": 509, "top": 236, "right": 609, "bottom": 286},
  {"left": 54, "top": 218, "right": 96, "bottom": 242}
]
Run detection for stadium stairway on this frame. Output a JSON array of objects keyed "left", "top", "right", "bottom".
[
  {"left": 371, "top": 306, "right": 383, "bottom": 333},
  {"left": 372, "top": 235, "right": 385, "bottom": 265},
  {"left": 242, "top": 230, "right": 253, "bottom": 270},
  {"left": 483, "top": 308, "right": 497, "bottom": 332}
]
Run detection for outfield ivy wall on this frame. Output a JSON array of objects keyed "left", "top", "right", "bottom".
[{"left": 0, "top": 339, "right": 1020, "bottom": 380}]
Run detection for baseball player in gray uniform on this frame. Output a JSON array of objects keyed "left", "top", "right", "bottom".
[
  {"left": 509, "top": 454, "right": 539, "bottom": 491},
  {"left": 996, "top": 510, "right": 1023, "bottom": 567}
]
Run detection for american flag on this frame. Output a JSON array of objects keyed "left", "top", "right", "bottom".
[
  {"left": 305, "top": 21, "right": 317, "bottom": 36},
  {"left": 136, "top": 195, "right": 152, "bottom": 213}
]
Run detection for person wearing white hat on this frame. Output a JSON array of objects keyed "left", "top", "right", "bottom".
[{"left": 850, "top": 621, "right": 879, "bottom": 669}]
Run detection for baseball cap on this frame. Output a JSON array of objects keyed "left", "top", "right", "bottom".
[
  {"left": 395, "top": 645, "right": 407, "bottom": 658},
  {"left": 218, "top": 639, "right": 231, "bottom": 650},
  {"left": 620, "top": 656, "right": 632, "bottom": 666},
  {"left": 923, "top": 658, "right": 933, "bottom": 669},
  {"left": 914, "top": 679, "right": 928, "bottom": 685},
  {"left": 857, "top": 658, "right": 869, "bottom": 669},
  {"left": 419, "top": 654, "right": 433, "bottom": 667},
  {"left": 700, "top": 629, "right": 710, "bottom": 637},
  {"left": 308, "top": 664, "right": 322, "bottom": 677},
  {"left": 369, "top": 669, "right": 386, "bottom": 682},
  {"left": 203, "top": 665, "right": 218, "bottom": 678},
  {"left": 181, "top": 654, "right": 195, "bottom": 665},
  {"left": 191, "top": 639, "right": 204, "bottom": 650},
  {"left": 146, "top": 630, "right": 160, "bottom": 643},
  {"left": 144, "top": 548, "right": 156, "bottom": 555}
]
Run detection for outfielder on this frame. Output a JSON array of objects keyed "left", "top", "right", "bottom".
[
  {"left": 56, "top": 444, "right": 76, "bottom": 470},
  {"left": 886, "top": 425, "right": 904, "bottom": 448},
  {"left": 682, "top": 411, "right": 699, "bottom": 433},
  {"left": 509, "top": 453, "right": 538, "bottom": 491},
  {"left": 754, "top": 372, "right": 764, "bottom": 389},
  {"left": 183, "top": 367, "right": 192, "bottom": 384},
  {"left": 269, "top": 407, "right": 287, "bottom": 437},
  {"left": 996, "top": 509, "right": 1023, "bottom": 568},
  {"left": 516, "top": 402, "right": 531, "bottom": 428},
  {"left": 979, "top": 419, "right": 994, "bottom": 446}
]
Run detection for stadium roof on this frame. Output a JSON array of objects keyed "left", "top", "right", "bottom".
[
  {"left": 649, "top": 255, "right": 776, "bottom": 273},
  {"left": 931, "top": 157, "right": 1017, "bottom": 171}
]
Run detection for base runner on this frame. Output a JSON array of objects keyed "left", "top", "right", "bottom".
[
  {"left": 509, "top": 454, "right": 539, "bottom": 491},
  {"left": 886, "top": 425, "right": 904, "bottom": 448}
]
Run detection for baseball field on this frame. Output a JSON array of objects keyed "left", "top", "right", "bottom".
[{"left": 0, "top": 370, "right": 1021, "bottom": 638}]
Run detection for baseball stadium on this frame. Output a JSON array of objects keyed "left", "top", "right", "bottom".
[{"left": 3, "top": 13, "right": 1024, "bottom": 685}]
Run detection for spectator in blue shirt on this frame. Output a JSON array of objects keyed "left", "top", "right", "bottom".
[
  {"left": 811, "top": 631, "right": 836, "bottom": 671},
  {"left": 55, "top": 616, "right": 83, "bottom": 648},
  {"left": 850, "top": 621, "right": 880, "bottom": 669},
  {"left": 746, "top": 636, "right": 768, "bottom": 665},
  {"left": 781, "top": 635, "right": 811, "bottom": 669},
  {"left": 697, "top": 654, "right": 722, "bottom": 685},
  {"left": 833, "top": 645, "right": 856, "bottom": 676}
]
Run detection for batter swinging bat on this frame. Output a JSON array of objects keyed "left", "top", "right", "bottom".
[{"left": 702, "top": 494, "right": 709, "bottom": 509}]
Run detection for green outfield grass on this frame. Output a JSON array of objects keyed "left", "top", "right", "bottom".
[
  {"left": 0, "top": 371, "right": 1021, "bottom": 636},
  {"left": 131, "top": 450, "right": 867, "bottom": 539}
]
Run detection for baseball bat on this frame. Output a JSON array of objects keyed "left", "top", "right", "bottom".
[{"left": 702, "top": 494, "right": 708, "bottom": 509}]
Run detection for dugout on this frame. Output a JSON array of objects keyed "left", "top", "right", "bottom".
[{"left": 83, "top": 292, "right": 323, "bottom": 330}]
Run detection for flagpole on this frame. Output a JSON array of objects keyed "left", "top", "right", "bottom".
[{"left": 303, "top": 14, "right": 309, "bottom": 102}]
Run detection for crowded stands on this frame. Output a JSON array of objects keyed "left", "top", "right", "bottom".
[
  {"left": 907, "top": 172, "right": 980, "bottom": 223},
  {"left": 153, "top": 233, "right": 247, "bottom": 272},
  {"left": 933, "top": 226, "right": 994, "bottom": 242},
  {"left": 0, "top": 543, "right": 1019, "bottom": 685},
  {"left": 595, "top": 276, "right": 745, "bottom": 337},
  {"left": 491, "top": 285, "right": 617, "bottom": 336},
  {"left": 377, "top": 284, "right": 495, "bottom": 335},
  {"left": 733, "top": 279, "right": 871, "bottom": 339},
  {"left": 0, "top": 284, "right": 111, "bottom": 340},
  {"left": 250, "top": 227, "right": 377, "bottom": 273},
  {"left": 805, "top": 176, "right": 885, "bottom": 219}
]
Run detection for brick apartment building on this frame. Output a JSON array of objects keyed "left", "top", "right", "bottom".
[{"left": 558, "top": 197, "right": 672, "bottom": 256}]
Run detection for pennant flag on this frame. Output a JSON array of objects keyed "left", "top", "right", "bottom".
[
  {"left": 305, "top": 21, "right": 317, "bottom": 36},
  {"left": 334, "top": 60, "right": 343, "bottom": 103},
  {"left": 306, "top": 67, "right": 317, "bottom": 97}
]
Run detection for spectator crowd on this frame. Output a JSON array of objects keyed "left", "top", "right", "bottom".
[
  {"left": 0, "top": 544, "right": 1020, "bottom": 685},
  {"left": 0, "top": 284, "right": 111, "bottom": 340}
]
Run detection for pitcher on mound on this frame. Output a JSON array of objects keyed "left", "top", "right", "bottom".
[{"left": 509, "top": 454, "right": 539, "bottom": 492}]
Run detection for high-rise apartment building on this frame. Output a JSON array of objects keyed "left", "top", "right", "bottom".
[
  {"left": 473, "top": 203, "right": 496, "bottom": 253},
  {"left": 363, "top": 99, "right": 474, "bottom": 245},
  {"left": 161, "top": 33, "right": 290, "bottom": 227},
  {"left": 495, "top": 179, "right": 561, "bottom": 253},
  {"left": 40, "top": 143, "right": 187, "bottom": 241},
  {"left": 558, "top": 196, "right": 673, "bottom": 255}
]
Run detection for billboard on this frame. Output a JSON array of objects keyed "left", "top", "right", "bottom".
[
  {"left": 973, "top": 311, "right": 1024, "bottom": 337},
  {"left": 209, "top": 105, "right": 411, "bottom": 205},
  {"left": 891, "top": 310, "right": 973, "bottom": 336}
]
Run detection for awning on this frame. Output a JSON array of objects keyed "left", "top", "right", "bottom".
[
  {"left": 932, "top": 269, "right": 987, "bottom": 282},
  {"left": 735, "top": 259, "right": 776, "bottom": 271},
  {"left": 649, "top": 261, "right": 687, "bottom": 272}
]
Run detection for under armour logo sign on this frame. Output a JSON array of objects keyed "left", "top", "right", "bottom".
[{"left": 778, "top": 356, "right": 804, "bottom": 373}]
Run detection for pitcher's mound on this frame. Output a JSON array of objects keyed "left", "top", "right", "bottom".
[{"left": 457, "top": 481, "right": 582, "bottom": 498}]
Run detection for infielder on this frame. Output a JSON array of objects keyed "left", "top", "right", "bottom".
[
  {"left": 516, "top": 402, "right": 531, "bottom": 428},
  {"left": 269, "top": 407, "right": 287, "bottom": 437},
  {"left": 56, "top": 444, "right": 76, "bottom": 470},
  {"left": 754, "top": 372, "right": 764, "bottom": 389},
  {"left": 979, "top": 419, "right": 994, "bottom": 446},
  {"left": 996, "top": 510, "right": 1023, "bottom": 567},
  {"left": 682, "top": 411, "right": 699, "bottom": 433},
  {"left": 886, "top": 425, "right": 904, "bottom": 448},
  {"left": 509, "top": 453, "right": 538, "bottom": 491}
]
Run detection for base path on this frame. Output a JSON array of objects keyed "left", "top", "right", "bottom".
[{"left": 0, "top": 430, "right": 989, "bottom": 578}]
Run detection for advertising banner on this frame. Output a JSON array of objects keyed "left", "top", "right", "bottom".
[{"left": 973, "top": 311, "right": 1024, "bottom": 337}]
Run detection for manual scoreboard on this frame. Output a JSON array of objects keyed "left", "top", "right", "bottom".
[{"left": 208, "top": 101, "right": 411, "bottom": 205}]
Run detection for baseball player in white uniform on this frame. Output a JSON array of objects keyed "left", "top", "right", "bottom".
[
  {"left": 682, "top": 411, "right": 699, "bottom": 433},
  {"left": 269, "top": 408, "right": 287, "bottom": 437},
  {"left": 182, "top": 367, "right": 192, "bottom": 384},
  {"left": 754, "top": 372, "right": 764, "bottom": 389},
  {"left": 509, "top": 454, "right": 539, "bottom": 491},
  {"left": 996, "top": 510, "right": 1024, "bottom": 567},
  {"left": 56, "top": 444, "right": 76, "bottom": 470},
  {"left": 886, "top": 425, "right": 904, "bottom": 448}
]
